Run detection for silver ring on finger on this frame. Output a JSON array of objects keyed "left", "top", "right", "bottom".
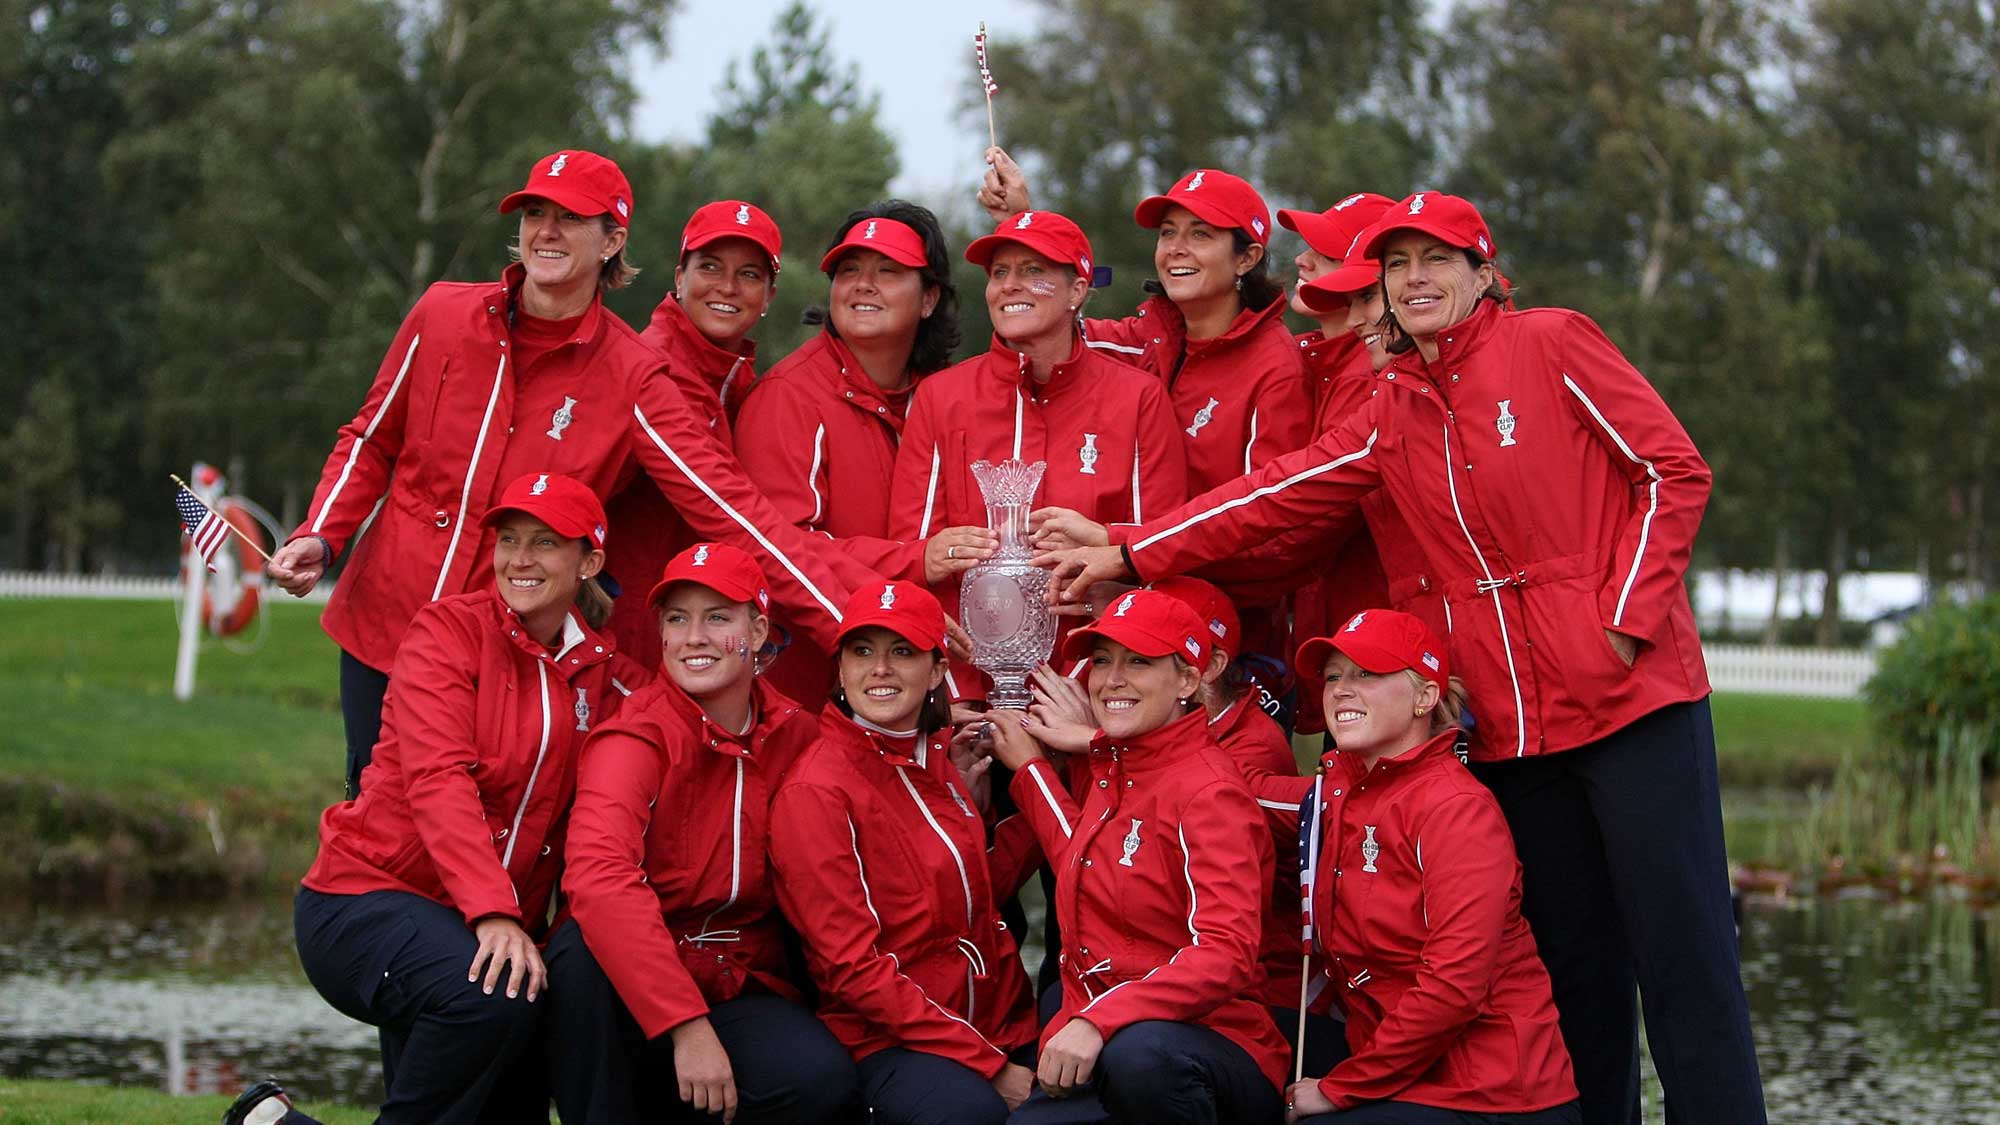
[{"left": 947, "top": 545, "right": 957, "bottom": 560}]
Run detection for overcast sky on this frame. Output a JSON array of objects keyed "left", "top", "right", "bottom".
[{"left": 629, "top": 0, "right": 1041, "bottom": 208}]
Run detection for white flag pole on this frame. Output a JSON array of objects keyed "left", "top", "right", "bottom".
[{"left": 172, "top": 467, "right": 210, "bottom": 701}]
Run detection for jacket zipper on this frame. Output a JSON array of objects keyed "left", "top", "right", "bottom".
[
  {"left": 1436, "top": 410, "right": 1528, "bottom": 756},
  {"left": 500, "top": 659, "right": 553, "bottom": 870},
  {"left": 896, "top": 759, "right": 979, "bottom": 1023}
]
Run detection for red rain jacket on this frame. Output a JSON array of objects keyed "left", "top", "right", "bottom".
[
  {"left": 768, "top": 710, "right": 1039, "bottom": 1075},
  {"left": 1116, "top": 302, "right": 1712, "bottom": 760},
  {"left": 302, "top": 588, "right": 648, "bottom": 931},
  {"left": 734, "top": 329, "right": 926, "bottom": 703},
  {"left": 603, "top": 294, "right": 762, "bottom": 668},
  {"left": 291, "top": 265, "right": 870, "bottom": 674},
  {"left": 559, "top": 676, "right": 816, "bottom": 1038},
  {"left": 1008, "top": 709, "right": 1291, "bottom": 1092},
  {"left": 889, "top": 333, "right": 1188, "bottom": 698},
  {"left": 1308, "top": 731, "right": 1577, "bottom": 1113},
  {"left": 1206, "top": 698, "right": 1305, "bottom": 1008}
]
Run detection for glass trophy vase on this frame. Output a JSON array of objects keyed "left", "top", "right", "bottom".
[{"left": 960, "top": 458, "right": 1055, "bottom": 710}]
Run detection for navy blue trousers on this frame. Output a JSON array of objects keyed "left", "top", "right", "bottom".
[
  {"left": 541, "top": 920, "right": 858, "bottom": 1124},
  {"left": 1468, "top": 699, "right": 1765, "bottom": 1125},
  {"left": 1005, "top": 1019, "right": 1282, "bottom": 1125},
  {"left": 859, "top": 1046, "right": 1010, "bottom": 1125},
  {"left": 1296, "top": 1100, "right": 1582, "bottom": 1124},
  {"left": 338, "top": 649, "right": 389, "bottom": 799},
  {"left": 293, "top": 887, "right": 545, "bottom": 1125}
]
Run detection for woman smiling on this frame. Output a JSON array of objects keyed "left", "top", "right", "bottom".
[{"left": 987, "top": 589, "right": 1288, "bottom": 1123}]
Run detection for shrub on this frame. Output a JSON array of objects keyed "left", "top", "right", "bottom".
[{"left": 1863, "top": 595, "right": 2000, "bottom": 773}]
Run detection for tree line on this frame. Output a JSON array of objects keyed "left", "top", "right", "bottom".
[{"left": 6, "top": 0, "right": 1995, "bottom": 645}]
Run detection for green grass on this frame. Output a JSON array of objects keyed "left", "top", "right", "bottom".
[
  {"left": 1710, "top": 692, "right": 1871, "bottom": 787},
  {"left": 0, "top": 1078, "right": 370, "bottom": 1124},
  {"left": 0, "top": 598, "right": 346, "bottom": 892}
]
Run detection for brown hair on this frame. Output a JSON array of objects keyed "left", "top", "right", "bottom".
[
  {"left": 575, "top": 575, "right": 613, "bottom": 629},
  {"left": 1407, "top": 671, "right": 1470, "bottom": 736}
]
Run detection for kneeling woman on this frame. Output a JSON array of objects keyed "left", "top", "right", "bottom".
[
  {"left": 277, "top": 473, "right": 641, "bottom": 1125},
  {"left": 546, "top": 543, "right": 857, "bottom": 1124},
  {"left": 1284, "top": 610, "right": 1578, "bottom": 1125},
  {"left": 987, "top": 589, "right": 1289, "bottom": 1124},
  {"left": 768, "top": 580, "right": 1040, "bottom": 1124}
]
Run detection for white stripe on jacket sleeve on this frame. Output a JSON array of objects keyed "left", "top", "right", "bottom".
[
  {"left": 1133, "top": 430, "right": 1377, "bottom": 553},
  {"left": 1562, "top": 374, "right": 1663, "bottom": 627},
  {"left": 312, "top": 333, "right": 420, "bottom": 534}
]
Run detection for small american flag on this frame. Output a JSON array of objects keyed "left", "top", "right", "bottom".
[
  {"left": 175, "top": 484, "right": 229, "bottom": 570},
  {"left": 1298, "top": 771, "right": 1324, "bottom": 953},
  {"left": 975, "top": 24, "right": 999, "bottom": 95}
]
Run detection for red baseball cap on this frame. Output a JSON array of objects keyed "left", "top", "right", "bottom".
[
  {"left": 1298, "top": 227, "right": 1384, "bottom": 312},
  {"left": 818, "top": 217, "right": 930, "bottom": 274},
  {"left": 681, "top": 200, "right": 783, "bottom": 274},
  {"left": 1134, "top": 169, "right": 1272, "bottom": 245},
  {"left": 646, "top": 542, "right": 771, "bottom": 613},
  {"left": 1060, "top": 589, "right": 1211, "bottom": 668},
  {"left": 965, "top": 210, "right": 1095, "bottom": 277},
  {"left": 1276, "top": 192, "right": 1397, "bottom": 259},
  {"left": 836, "top": 580, "right": 946, "bottom": 653},
  {"left": 1147, "top": 576, "right": 1239, "bottom": 662},
  {"left": 1360, "top": 192, "right": 1495, "bottom": 263},
  {"left": 1296, "top": 609, "right": 1449, "bottom": 694},
  {"left": 480, "top": 472, "right": 608, "bottom": 550},
  {"left": 498, "top": 150, "right": 634, "bottom": 228}
]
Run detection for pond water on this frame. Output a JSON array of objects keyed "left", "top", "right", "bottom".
[{"left": 1, "top": 894, "right": 1995, "bottom": 1121}]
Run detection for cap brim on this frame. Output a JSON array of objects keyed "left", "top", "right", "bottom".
[
  {"left": 835, "top": 611, "right": 945, "bottom": 654},
  {"left": 1134, "top": 193, "right": 1242, "bottom": 234},
  {"left": 1060, "top": 619, "right": 1181, "bottom": 666},
  {"left": 498, "top": 187, "right": 611, "bottom": 220},
  {"left": 684, "top": 229, "right": 782, "bottom": 270},
  {"left": 818, "top": 241, "right": 929, "bottom": 274},
  {"left": 1361, "top": 218, "right": 1477, "bottom": 262},
  {"left": 646, "top": 574, "right": 763, "bottom": 609},
  {"left": 478, "top": 503, "right": 594, "bottom": 541},
  {"left": 1299, "top": 262, "right": 1381, "bottom": 311},
  {"left": 1276, "top": 209, "right": 1347, "bottom": 258}
]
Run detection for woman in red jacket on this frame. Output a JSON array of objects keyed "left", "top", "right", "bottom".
[
  {"left": 275, "top": 472, "right": 647, "bottom": 1125},
  {"left": 1282, "top": 609, "right": 1579, "bottom": 1125},
  {"left": 265, "top": 151, "right": 878, "bottom": 798},
  {"left": 986, "top": 589, "right": 1289, "bottom": 1124},
  {"left": 1043, "top": 194, "right": 1767, "bottom": 1125},
  {"left": 602, "top": 200, "right": 784, "bottom": 667},
  {"left": 889, "top": 208, "right": 1188, "bottom": 699},
  {"left": 543, "top": 542, "right": 857, "bottom": 1124},
  {"left": 735, "top": 201, "right": 993, "bottom": 704},
  {"left": 767, "top": 580, "right": 1039, "bottom": 1124}
]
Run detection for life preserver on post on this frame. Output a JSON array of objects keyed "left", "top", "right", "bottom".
[{"left": 183, "top": 500, "right": 266, "bottom": 637}]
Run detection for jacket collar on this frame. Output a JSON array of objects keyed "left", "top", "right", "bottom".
[
  {"left": 498, "top": 262, "right": 607, "bottom": 349},
  {"left": 653, "top": 674, "right": 803, "bottom": 761},
  {"left": 1086, "top": 706, "right": 1212, "bottom": 777},
  {"left": 819, "top": 704, "right": 947, "bottom": 769},
  {"left": 652, "top": 294, "right": 758, "bottom": 403},
  {"left": 982, "top": 330, "right": 1090, "bottom": 400},
  {"left": 811, "top": 329, "right": 915, "bottom": 431},
  {"left": 1185, "top": 295, "right": 1287, "bottom": 359},
  {"left": 1321, "top": 727, "right": 1462, "bottom": 789},
  {"left": 1383, "top": 299, "right": 1504, "bottom": 390},
  {"left": 485, "top": 585, "right": 614, "bottom": 671}
]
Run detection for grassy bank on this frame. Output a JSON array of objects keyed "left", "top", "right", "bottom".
[
  {"left": 0, "top": 598, "right": 344, "bottom": 895},
  {"left": 0, "top": 1078, "right": 369, "bottom": 1124}
]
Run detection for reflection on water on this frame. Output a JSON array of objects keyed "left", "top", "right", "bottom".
[{"left": 0, "top": 895, "right": 1995, "bottom": 1119}]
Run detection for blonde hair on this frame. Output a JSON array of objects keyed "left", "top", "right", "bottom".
[
  {"left": 1408, "top": 671, "right": 1470, "bottom": 736},
  {"left": 575, "top": 575, "right": 613, "bottom": 629},
  {"left": 505, "top": 215, "right": 640, "bottom": 291}
]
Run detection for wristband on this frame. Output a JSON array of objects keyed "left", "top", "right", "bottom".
[{"left": 1119, "top": 543, "right": 1140, "bottom": 582}]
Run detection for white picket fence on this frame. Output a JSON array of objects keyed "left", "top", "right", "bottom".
[
  {"left": 0, "top": 570, "right": 332, "bottom": 604},
  {"left": 1701, "top": 642, "right": 1874, "bottom": 700}
]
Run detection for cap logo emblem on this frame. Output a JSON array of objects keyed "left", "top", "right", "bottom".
[
  {"left": 1208, "top": 617, "right": 1226, "bottom": 638},
  {"left": 1183, "top": 636, "right": 1202, "bottom": 659},
  {"left": 547, "top": 395, "right": 578, "bottom": 441},
  {"left": 1080, "top": 255, "right": 1091, "bottom": 272},
  {"left": 1476, "top": 234, "right": 1490, "bottom": 255},
  {"left": 1251, "top": 216, "right": 1266, "bottom": 237},
  {"left": 1345, "top": 611, "right": 1367, "bottom": 632},
  {"left": 614, "top": 197, "right": 629, "bottom": 219},
  {"left": 548, "top": 153, "right": 569, "bottom": 177},
  {"left": 1335, "top": 193, "right": 1366, "bottom": 210},
  {"left": 1078, "top": 432, "right": 1099, "bottom": 475},
  {"left": 879, "top": 584, "right": 897, "bottom": 609},
  {"left": 1186, "top": 171, "right": 1206, "bottom": 191},
  {"left": 574, "top": 687, "right": 591, "bottom": 732},
  {"left": 1496, "top": 400, "right": 1518, "bottom": 448},
  {"left": 1422, "top": 651, "right": 1440, "bottom": 671},
  {"left": 1113, "top": 593, "right": 1136, "bottom": 617},
  {"left": 863, "top": 220, "right": 878, "bottom": 240},
  {"left": 693, "top": 544, "right": 710, "bottom": 566},
  {"left": 1015, "top": 211, "right": 1035, "bottom": 229},
  {"left": 1184, "top": 396, "right": 1221, "bottom": 438},
  {"left": 734, "top": 203, "right": 750, "bottom": 225},
  {"left": 592, "top": 523, "right": 605, "bottom": 546},
  {"left": 1407, "top": 193, "right": 1427, "bottom": 215},
  {"left": 1361, "top": 825, "right": 1381, "bottom": 873},
  {"left": 756, "top": 587, "right": 769, "bottom": 610}
]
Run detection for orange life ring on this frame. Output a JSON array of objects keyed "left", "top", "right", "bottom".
[{"left": 182, "top": 500, "right": 265, "bottom": 636}]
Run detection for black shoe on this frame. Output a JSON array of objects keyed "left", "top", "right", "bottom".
[{"left": 222, "top": 1078, "right": 293, "bottom": 1125}]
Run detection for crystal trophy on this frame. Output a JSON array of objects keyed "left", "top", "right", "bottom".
[{"left": 961, "top": 458, "right": 1056, "bottom": 709}]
